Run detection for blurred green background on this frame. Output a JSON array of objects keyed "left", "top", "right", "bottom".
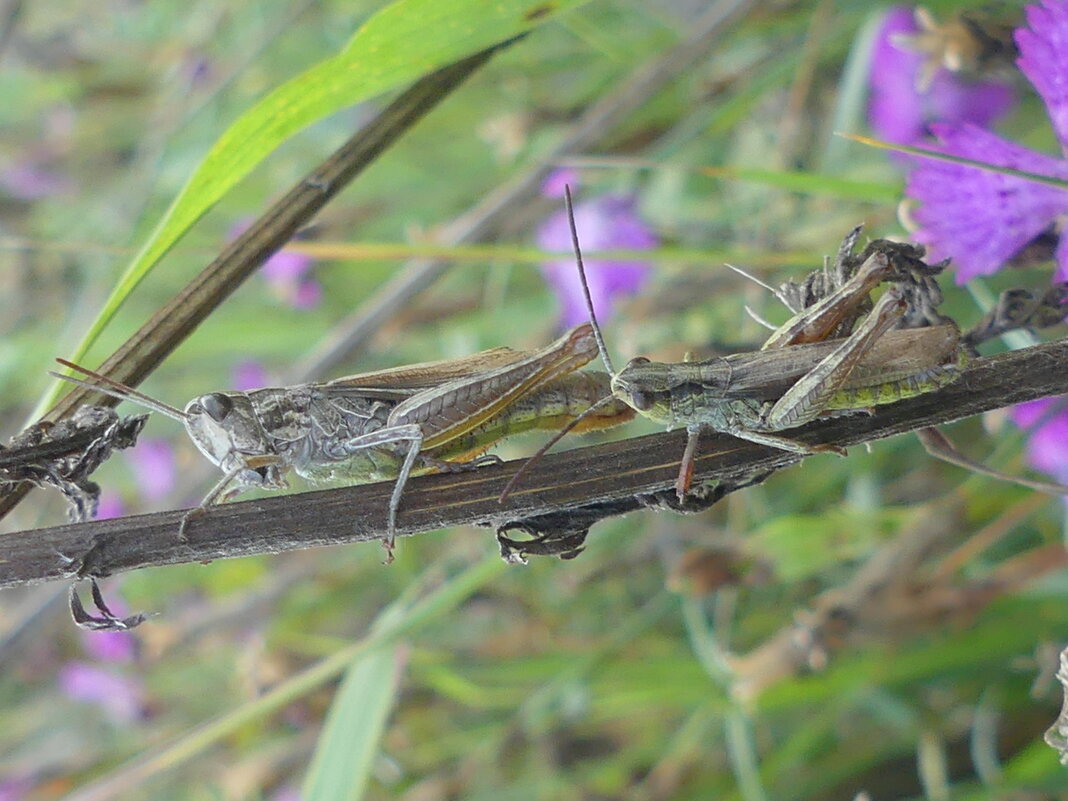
[{"left": 1, "top": 0, "right": 1066, "bottom": 798}]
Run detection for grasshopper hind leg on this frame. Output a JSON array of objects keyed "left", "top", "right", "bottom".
[
  {"left": 383, "top": 426, "right": 424, "bottom": 564},
  {"left": 730, "top": 427, "right": 847, "bottom": 456},
  {"left": 675, "top": 423, "right": 843, "bottom": 501},
  {"left": 675, "top": 427, "right": 702, "bottom": 500}
]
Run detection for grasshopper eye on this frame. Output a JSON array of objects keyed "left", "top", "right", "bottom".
[
  {"left": 629, "top": 390, "right": 655, "bottom": 411},
  {"left": 201, "top": 393, "right": 234, "bottom": 422}
]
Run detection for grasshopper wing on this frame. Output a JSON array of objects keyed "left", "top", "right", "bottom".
[
  {"left": 717, "top": 325, "right": 963, "bottom": 402},
  {"left": 388, "top": 324, "right": 600, "bottom": 449},
  {"left": 322, "top": 346, "right": 530, "bottom": 401}
]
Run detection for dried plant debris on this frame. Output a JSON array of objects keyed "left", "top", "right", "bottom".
[
  {"left": 497, "top": 518, "right": 592, "bottom": 563},
  {"left": 494, "top": 474, "right": 770, "bottom": 564},
  {"left": 69, "top": 578, "right": 147, "bottom": 631},
  {"left": 799, "top": 230, "right": 1068, "bottom": 351},
  {"left": 963, "top": 282, "right": 1068, "bottom": 350},
  {"left": 0, "top": 406, "right": 147, "bottom": 522},
  {"left": 776, "top": 227, "right": 953, "bottom": 335}
]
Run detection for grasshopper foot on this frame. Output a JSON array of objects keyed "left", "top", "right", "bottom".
[
  {"left": 177, "top": 506, "right": 207, "bottom": 541},
  {"left": 381, "top": 536, "right": 396, "bottom": 565}
]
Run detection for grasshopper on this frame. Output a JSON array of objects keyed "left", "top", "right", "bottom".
[
  {"left": 51, "top": 323, "right": 633, "bottom": 557},
  {"left": 502, "top": 188, "right": 968, "bottom": 502}
]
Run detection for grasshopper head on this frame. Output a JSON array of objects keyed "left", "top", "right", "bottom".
[
  {"left": 184, "top": 392, "right": 282, "bottom": 488},
  {"left": 610, "top": 357, "right": 675, "bottom": 424}
]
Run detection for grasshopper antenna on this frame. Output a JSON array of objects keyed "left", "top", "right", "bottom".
[
  {"left": 50, "top": 358, "right": 188, "bottom": 422},
  {"left": 725, "top": 262, "right": 796, "bottom": 312},
  {"left": 567, "top": 185, "right": 616, "bottom": 376},
  {"left": 497, "top": 393, "right": 616, "bottom": 503},
  {"left": 499, "top": 186, "right": 619, "bottom": 503},
  {"left": 742, "top": 305, "right": 778, "bottom": 332}
]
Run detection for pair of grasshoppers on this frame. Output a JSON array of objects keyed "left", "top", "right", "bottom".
[{"left": 52, "top": 189, "right": 1058, "bottom": 560}]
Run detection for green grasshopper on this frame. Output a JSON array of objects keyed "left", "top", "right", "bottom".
[
  {"left": 53, "top": 323, "right": 634, "bottom": 557},
  {"left": 502, "top": 188, "right": 969, "bottom": 502}
]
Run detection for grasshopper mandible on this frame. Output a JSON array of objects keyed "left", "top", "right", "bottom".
[
  {"left": 51, "top": 323, "right": 633, "bottom": 556},
  {"left": 503, "top": 188, "right": 967, "bottom": 502}
]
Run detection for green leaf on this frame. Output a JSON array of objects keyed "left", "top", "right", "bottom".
[
  {"left": 63, "top": 0, "right": 587, "bottom": 375},
  {"left": 841, "top": 132, "right": 1068, "bottom": 190},
  {"left": 699, "top": 164, "right": 900, "bottom": 203},
  {"left": 302, "top": 641, "right": 406, "bottom": 801}
]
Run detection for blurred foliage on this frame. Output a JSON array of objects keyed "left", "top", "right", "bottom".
[{"left": 0, "top": 0, "right": 1066, "bottom": 799}]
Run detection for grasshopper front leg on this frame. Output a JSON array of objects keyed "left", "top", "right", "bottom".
[
  {"left": 324, "top": 423, "right": 425, "bottom": 563},
  {"left": 178, "top": 453, "right": 289, "bottom": 541}
]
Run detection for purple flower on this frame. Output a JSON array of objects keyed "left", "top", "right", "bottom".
[
  {"left": 93, "top": 491, "right": 125, "bottom": 520},
  {"left": 0, "top": 778, "right": 31, "bottom": 801},
  {"left": 290, "top": 278, "right": 322, "bottom": 310},
  {"left": 868, "top": 7, "right": 1015, "bottom": 147},
  {"left": 270, "top": 785, "right": 301, "bottom": 801},
  {"left": 229, "top": 218, "right": 321, "bottom": 309},
  {"left": 125, "top": 437, "right": 177, "bottom": 503},
  {"left": 1011, "top": 397, "right": 1068, "bottom": 486},
  {"left": 58, "top": 662, "right": 145, "bottom": 724},
  {"left": 182, "top": 54, "right": 214, "bottom": 90},
  {"left": 0, "top": 162, "right": 74, "bottom": 201},
  {"left": 537, "top": 191, "right": 656, "bottom": 328},
  {"left": 79, "top": 585, "right": 137, "bottom": 664},
  {"left": 904, "top": 0, "right": 1068, "bottom": 283},
  {"left": 232, "top": 360, "right": 270, "bottom": 391},
  {"left": 82, "top": 626, "right": 137, "bottom": 664},
  {"left": 541, "top": 168, "right": 580, "bottom": 198},
  {"left": 260, "top": 248, "right": 314, "bottom": 285}
]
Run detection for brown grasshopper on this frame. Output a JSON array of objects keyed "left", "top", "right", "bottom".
[
  {"left": 52, "top": 323, "right": 633, "bottom": 557},
  {"left": 502, "top": 188, "right": 970, "bottom": 502}
]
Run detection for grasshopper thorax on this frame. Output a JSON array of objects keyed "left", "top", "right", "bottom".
[{"left": 184, "top": 392, "right": 281, "bottom": 488}]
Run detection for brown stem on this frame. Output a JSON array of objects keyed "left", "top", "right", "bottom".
[{"left": 0, "top": 338, "right": 1064, "bottom": 590}]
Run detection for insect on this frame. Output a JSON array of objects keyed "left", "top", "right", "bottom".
[
  {"left": 890, "top": 7, "right": 1018, "bottom": 91},
  {"left": 51, "top": 323, "right": 633, "bottom": 557},
  {"left": 501, "top": 188, "right": 968, "bottom": 503}
]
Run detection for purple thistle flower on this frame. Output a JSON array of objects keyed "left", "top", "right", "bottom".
[
  {"left": 270, "top": 785, "right": 301, "bottom": 801},
  {"left": 260, "top": 248, "right": 314, "bottom": 285},
  {"left": 868, "top": 7, "right": 1015, "bottom": 147},
  {"left": 82, "top": 626, "right": 137, "bottom": 664},
  {"left": 125, "top": 437, "right": 177, "bottom": 503},
  {"left": 93, "top": 491, "right": 125, "bottom": 520},
  {"left": 290, "top": 277, "right": 323, "bottom": 310},
  {"left": 1011, "top": 397, "right": 1068, "bottom": 487},
  {"left": 541, "top": 167, "right": 580, "bottom": 198},
  {"left": 79, "top": 581, "right": 137, "bottom": 664},
  {"left": 229, "top": 218, "right": 321, "bottom": 309},
  {"left": 181, "top": 54, "right": 214, "bottom": 90},
  {"left": 0, "top": 162, "right": 74, "bottom": 201},
  {"left": 232, "top": 360, "right": 270, "bottom": 391},
  {"left": 58, "top": 662, "right": 145, "bottom": 724},
  {"left": 904, "top": 0, "right": 1068, "bottom": 283},
  {"left": 537, "top": 191, "right": 656, "bottom": 328},
  {"left": 0, "top": 778, "right": 31, "bottom": 801}
]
